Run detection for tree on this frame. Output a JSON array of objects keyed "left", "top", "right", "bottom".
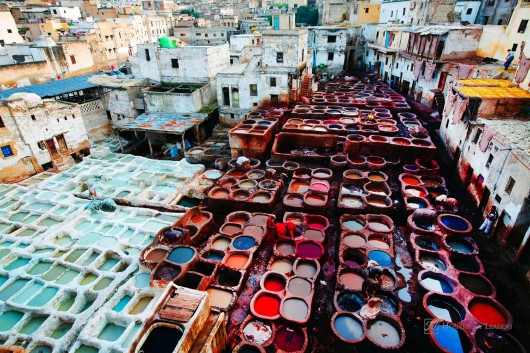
[
  {"left": 296, "top": 6, "right": 318, "bottom": 25},
  {"left": 276, "top": 2, "right": 288, "bottom": 9},
  {"left": 179, "top": 9, "right": 201, "bottom": 18}
]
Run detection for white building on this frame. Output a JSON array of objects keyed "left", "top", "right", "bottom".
[
  {"left": 477, "top": 0, "right": 518, "bottom": 25},
  {"left": 308, "top": 26, "right": 348, "bottom": 74},
  {"left": 379, "top": 0, "right": 410, "bottom": 24},
  {"left": 0, "top": 93, "right": 90, "bottom": 183},
  {"left": 50, "top": 6, "right": 83, "bottom": 21},
  {"left": 229, "top": 33, "right": 262, "bottom": 64},
  {"left": 216, "top": 27, "right": 312, "bottom": 125},
  {"left": 0, "top": 12, "right": 25, "bottom": 46},
  {"left": 288, "top": 0, "right": 308, "bottom": 9},
  {"left": 145, "top": 15, "right": 172, "bottom": 43},
  {"left": 454, "top": 0, "right": 481, "bottom": 23}
]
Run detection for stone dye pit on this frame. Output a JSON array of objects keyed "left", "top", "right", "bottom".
[{"left": 1, "top": 77, "right": 526, "bottom": 353}]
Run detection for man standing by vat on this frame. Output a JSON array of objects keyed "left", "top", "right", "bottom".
[
  {"left": 504, "top": 49, "right": 515, "bottom": 70},
  {"left": 479, "top": 206, "right": 498, "bottom": 235}
]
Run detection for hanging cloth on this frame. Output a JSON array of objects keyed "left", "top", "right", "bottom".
[
  {"left": 413, "top": 58, "right": 424, "bottom": 80},
  {"left": 424, "top": 62, "right": 437, "bottom": 81},
  {"left": 514, "top": 52, "right": 530, "bottom": 83},
  {"left": 443, "top": 89, "right": 457, "bottom": 118},
  {"left": 457, "top": 64, "right": 473, "bottom": 79},
  {"left": 479, "top": 127, "right": 496, "bottom": 152},
  {"left": 451, "top": 95, "right": 469, "bottom": 124}
]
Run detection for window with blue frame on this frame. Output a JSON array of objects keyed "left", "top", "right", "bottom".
[{"left": 1, "top": 145, "right": 13, "bottom": 157}]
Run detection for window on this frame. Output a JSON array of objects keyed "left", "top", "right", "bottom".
[
  {"left": 70, "top": 55, "right": 76, "bottom": 64},
  {"left": 231, "top": 88, "right": 239, "bottom": 107},
  {"left": 0, "top": 117, "right": 4, "bottom": 128},
  {"left": 518, "top": 20, "right": 528, "bottom": 33},
  {"left": 473, "top": 128, "right": 482, "bottom": 143},
  {"left": 466, "top": 8, "right": 472, "bottom": 15},
  {"left": 498, "top": 19, "right": 503, "bottom": 25},
  {"left": 487, "top": 0, "right": 495, "bottom": 5},
  {"left": 1, "top": 145, "right": 13, "bottom": 158},
  {"left": 270, "top": 77, "right": 277, "bottom": 87},
  {"left": 512, "top": 43, "right": 518, "bottom": 52},
  {"left": 271, "top": 94, "right": 279, "bottom": 105},
  {"left": 328, "top": 35, "right": 337, "bottom": 43},
  {"left": 7, "top": 29, "right": 12, "bottom": 33},
  {"left": 403, "top": 8, "right": 406, "bottom": 15},
  {"left": 364, "top": 7, "right": 369, "bottom": 13},
  {"left": 477, "top": 174, "right": 484, "bottom": 185},
  {"left": 486, "top": 154, "right": 494, "bottom": 168},
  {"left": 495, "top": 194, "right": 502, "bottom": 203},
  {"left": 250, "top": 84, "right": 258, "bottom": 96},
  {"left": 328, "top": 52, "right": 334, "bottom": 61},
  {"left": 277, "top": 52, "right": 284, "bottom": 63},
  {"left": 0, "top": 40, "right": 4, "bottom": 47},
  {"left": 385, "top": 57, "right": 389, "bottom": 65},
  {"left": 391, "top": 11, "right": 393, "bottom": 16},
  {"left": 53, "top": 9, "right": 57, "bottom": 14},
  {"left": 171, "top": 59, "right": 179, "bottom": 68},
  {"left": 205, "top": 33, "right": 208, "bottom": 37},
  {"left": 145, "top": 49, "right": 151, "bottom": 61},
  {"left": 222, "top": 87, "right": 230, "bottom": 106},
  {"left": 505, "top": 177, "right": 515, "bottom": 194},
  {"left": 31, "top": 115, "right": 36, "bottom": 121}
]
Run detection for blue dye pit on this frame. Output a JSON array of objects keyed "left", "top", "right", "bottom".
[
  {"left": 441, "top": 216, "right": 469, "bottom": 231},
  {"left": 433, "top": 324, "right": 465, "bottom": 353},
  {"left": 232, "top": 236, "right": 256, "bottom": 250},
  {"left": 368, "top": 250, "right": 392, "bottom": 266},
  {"left": 167, "top": 247, "right": 195, "bottom": 264}
]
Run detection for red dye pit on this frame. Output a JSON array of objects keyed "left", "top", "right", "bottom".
[
  {"left": 469, "top": 301, "right": 507, "bottom": 326},
  {"left": 297, "top": 242, "right": 323, "bottom": 259},
  {"left": 274, "top": 327, "right": 304, "bottom": 352},
  {"left": 191, "top": 214, "right": 207, "bottom": 223},
  {"left": 311, "top": 183, "right": 329, "bottom": 192},
  {"left": 254, "top": 295, "right": 281, "bottom": 317},
  {"left": 264, "top": 277, "right": 285, "bottom": 292},
  {"left": 402, "top": 177, "right": 420, "bottom": 186}
]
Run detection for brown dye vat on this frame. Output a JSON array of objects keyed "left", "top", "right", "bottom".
[
  {"left": 343, "top": 233, "right": 367, "bottom": 248},
  {"left": 338, "top": 269, "right": 365, "bottom": 290},
  {"left": 232, "top": 189, "right": 250, "bottom": 200},
  {"left": 284, "top": 193, "right": 304, "bottom": 207},
  {"left": 276, "top": 240, "right": 296, "bottom": 256},
  {"left": 364, "top": 182, "right": 391, "bottom": 196},
  {"left": 223, "top": 251, "right": 252, "bottom": 270},
  {"left": 220, "top": 177, "right": 238, "bottom": 188},
  {"left": 209, "top": 187, "right": 230, "bottom": 199},
  {"left": 347, "top": 155, "right": 366, "bottom": 169},
  {"left": 312, "top": 168, "right": 333, "bottom": 181},
  {"left": 364, "top": 194, "right": 392, "bottom": 209},
  {"left": 220, "top": 223, "right": 243, "bottom": 236},
  {"left": 251, "top": 192, "right": 272, "bottom": 203},
  {"left": 302, "top": 229, "right": 325, "bottom": 242},
  {"left": 226, "top": 211, "right": 251, "bottom": 224},
  {"left": 341, "top": 248, "right": 366, "bottom": 268}
]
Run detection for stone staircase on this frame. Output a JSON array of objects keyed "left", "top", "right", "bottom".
[
  {"left": 431, "top": 89, "right": 445, "bottom": 116},
  {"left": 52, "top": 153, "right": 77, "bottom": 172},
  {"left": 300, "top": 74, "right": 314, "bottom": 98}
]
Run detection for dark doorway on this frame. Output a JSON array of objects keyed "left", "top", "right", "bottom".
[{"left": 46, "top": 139, "right": 58, "bottom": 156}]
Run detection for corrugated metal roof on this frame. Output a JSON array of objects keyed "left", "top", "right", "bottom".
[
  {"left": 0, "top": 74, "right": 100, "bottom": 101},
  {"left": 113, "top": 113, "right": 209, "bottom": 134}
]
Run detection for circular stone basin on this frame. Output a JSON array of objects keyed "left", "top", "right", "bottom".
[
  {"left": 210, "top": 187, "right": 229, "bottom": 198},
  {"left": 303, "top": 229, "right": 324, "bottom": 242},
  {"left": 393, "top": 138, "right": 411, "bottom": 146},
  {"left": 366, "top": 195, "right": 391, "bottom": 207},
  {"left": 220, "top": 223, "right": 243, "bottom": 235},
  {"left": 367, "top": 172, "right": 387, "bottom": 182},
  {"left": 367, "top": 236, "right": 390, "bottom": 249},
  {"left": 271, "top": 259, "right": 293, "bottom": 274},
  {"left": 367, "top": 219, "right": 392, "bottom": 233},
  {"left": 367, "top": 156, "right": 385, "bottom": 165},
  {"left": 343, "top": 218, "right": 365, "bottom": 231},
  {"left": 293, "top": 260, "right": 318, "bottom": 279},
  {"left": 333, "top": 313, "right": 364, "bottom": 342},
  {"left": 253, "top": 293, "right": 281, "bottom": 318},
  {"left": 446, "top": 237, "right": 474, "bottom": 254},
  {"left": 402, "top": 175, "right": 421, "bottom": 186},
  {"left": 341, "top": 196, "right": 363, "bottom": 208},
  {"left": 450, "top": 254, "right": 480, "bottom": 273},
  {"left": 220, "top": 178, "right": 237, "bottom": 188},
  {"left": 287, "top": 277, "right": 312, "bottom": 297},
  {"left": 252, "top": 192, "right": 272, "bottom": 203},
  {"left": 263, "top": 273, "right": 286, "bottom": 292},
  {"left": 432, "top": 322, "right": 473, "bottom": 353},
  {"left": 344, "top": 170, "right": 364, "bottom": 180},
  {"left": 203, "top": 250, "right": 224, "bottom": 262},
  {"left": 274, "top": 326, "right": 304, "bottom": 352},
  {"left": 468, "top": 298, "right": 508, "bottom": 327},
  {"left": 420, "top": 253, "right": 447, "bottom": 272},
  {"left": 422, "top": 177, "right": 442, "bottom": 187},
  {"left": 419, "top": 272, "right": 454, "bottom": 293},
  {"left": 239, "top": 180, "right": 258, "bottom": 189},
  {"left": 336, "top": 292, "right": 364, "bottom": 312},
  {"left": 233, "top": 190, "right": 250, "bottom": 200},
  {"left": 276, "top": 241, "right": 295, "bottom": 255},
  {"left": 291, "top": 180, "right": 310, "bottom": 193},
  {"left": 459, "top": 273, "right": 493, "bottom": 296},
  {"left": 204, "top": 170, "right": 222, "bottom": 180},
  {"left": 306, "top": 215, "right": 328, "bottom": 230},
  {"left": 212, "top": 237, "right": 231, "bottom": 251},
  {"left": 285, "top": 194, "right": 304, "bottom": 206},
  {"left": 475, "top": 328, "right": 526, "bottom": 353},
  {"left": 439, "top": 215, "right": 472, "bottom": 233},
  {"left": 311, "top": 182, "right": 329, "bottom": 192},
  {"left": 343, "top": 234, "right": 366, "bottom": 248},
  {"left": 367, "top": 317, "right": 402, "bottom": 348},
  {"left": 167, "top": 247, "right": 195, "bottom": 264},
  {"left": 243, "top": 320, "right": 272, "bottom": 346},
  {"left": 296, "top": 241, "right": 323, "bottom": 259},
  {"left": 225, "top": 254, "right": 249, "bottom": 269},
  {"left": 368, "top": 250, "right": 392, "bottom": 266},
  {"left": 342, "top": 249, "right": 366, "bottom": 268},
  {"left": 404, "top": 186, "right": 427, "bottom": 197},
  {"left": 339, "top": 270, "right": 364, "bottom": 290},
  {"left": 407, "top": 197, "right": 428, "bottom": 209},
  {"left": 426, "top": 294, "right": 466, "bottom": 322},
  {"left": 227, "top": 212, "right": 250, "bottom": 224},
  {"left": 232, "top": 236, "right": 256, "bottom": 250}
]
